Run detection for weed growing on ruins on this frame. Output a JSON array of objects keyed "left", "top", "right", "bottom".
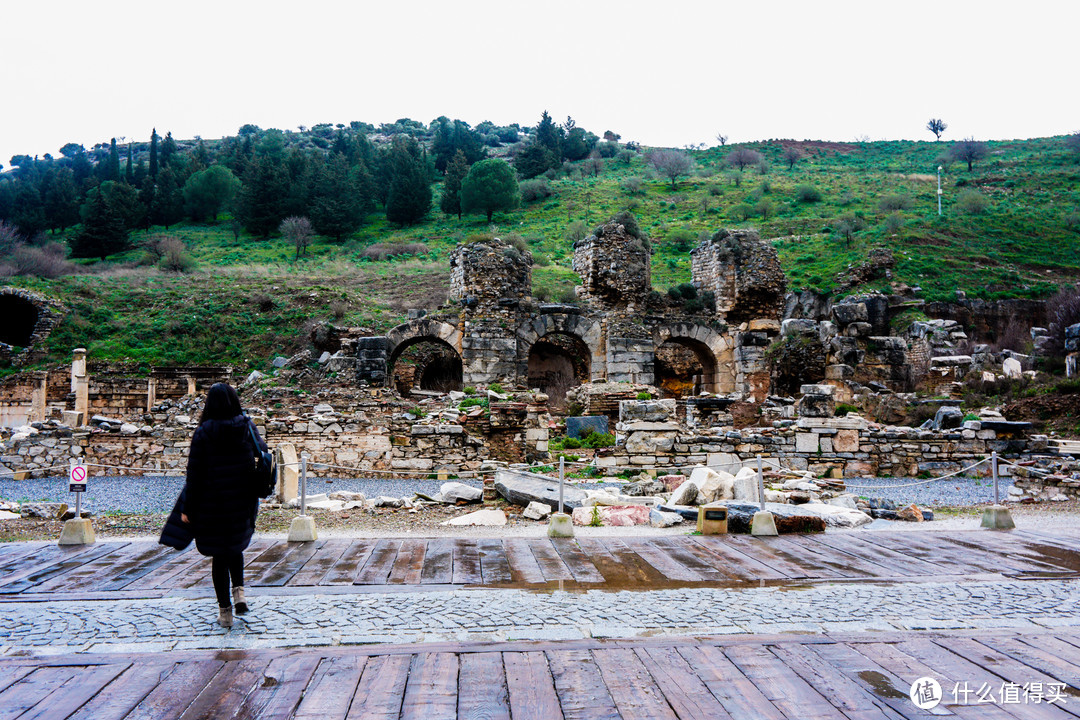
[{"left": 589, "top": 506, "right": 602, "bottom": 527}]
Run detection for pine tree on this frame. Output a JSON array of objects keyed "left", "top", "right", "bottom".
[
  {"left": 161, "top": 132, "right": 178, "bottom": 169},
  {"left": 309, "top": 154, "right": 371, "bottom": 240},
  {"left": 125, "top": 143, "right": 134, "bottom": 184},
  {"left": 385, "top": 137, "right": 431, "bottom": 225},
  {"left": 104, "top": 138, "right": 121, "bottom": 182},
  {"left": 461, "top": 158, "right": 520, "bottom": 223},
  {"left": 440, "top": 150, "right": 468, "bottom": 219},
  {"left": 149, "top": 129, "right": 159, "bottom": 179},
  {"left": 238, "top": 155, "right": 290, "bottom": 237},
  {"left": 71, "top": 186, "right": 129, "bottom": 259}
]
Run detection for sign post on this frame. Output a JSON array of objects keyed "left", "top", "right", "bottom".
[{"left": 58, "top": 461, "right": 94, "bottom": 546}]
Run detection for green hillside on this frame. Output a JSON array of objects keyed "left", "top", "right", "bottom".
[{"left": 2, "top": 127, "right": 1079, "bottom": 373}]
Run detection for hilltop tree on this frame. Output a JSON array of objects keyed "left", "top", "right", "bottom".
[
  {"left": 385, "top": 136, "right": 432, "bottom": 225},
  {"left": 440, "top": 150, "right": 468, "bottom": 219},
  {"left": 783, "top": 146, "right": 803, "bottom": 170},
  {"left": 715, "top": 133, "right": 728, "bottom": 146},
  {"left": 648, "top": 149, "right": 693, "bottom": 189},
  {"left": 160, "top": 132, "right": 178, "bottom": 169},
  {"left": 950, "top": 137, "right": 988, "bottom": 171},
  {"left": 182, "top": 165, "right": 241, "bottom": 222},
  {"left": 927, "top": 118, "right": 948, "bottom": 141},
  {"left": 461, "top": 158, "right": 520, "bottom": 222},
  {"left": 103, "top": 138, "right": 121, "bottom": 182},
  {"left": 535, "top": 111, "right": 562, "bottom": 160},
  {"left": 431, "top": 118, "right": 485, "bottom": 173},
  {"left": 149, "top": 129, "right": 159, "bottom": 179},
  {"left": 726, "top": 147, "right": 763, "bottom": 171}
]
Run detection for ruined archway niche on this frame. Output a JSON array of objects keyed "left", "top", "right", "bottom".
[
  {"left": 691, "top": 229, "right": 786, "bottom": 324},
  {"left": 0, "top": 289, "right": 64, "bottom": 367},
  {"left": 527, "top": 333, "right": 591, "bottom": 406},
  {"left": 572, "top": 219, "right": 651, "bottom": 312},
  {"left": 391, "top": 339, "right": 463, "bottom": 395},
  {"left": 655, "top": 341, "right": 715, "bottom": 399},
  {"left": 448, "top": 237, "right": 533, "bottom": 312}
]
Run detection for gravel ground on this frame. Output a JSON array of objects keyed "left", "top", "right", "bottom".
[{"left": 840, "top": 475, "right": 1016, "bottom": 507}]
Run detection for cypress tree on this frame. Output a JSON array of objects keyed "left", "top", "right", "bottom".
[
  {"left": 105, "top": 138, "right": 121, "bottom": 182},
  {"left": 385, "top": 137, "right": 431, "bottom": 225},
  {"left": 149, "top": 129, "right": 159, "bottom": 179},
  {"left": 440, "top": 150, "right": 468, "bottom": 219},
  {"left": 125, "top": 143, "right": 134, "bottom": 183}
]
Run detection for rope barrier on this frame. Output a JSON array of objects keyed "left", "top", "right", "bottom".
[
  {"left": 843, "top": 458, "right": 990, "bottom": 489},
  {"left": 0, "top": 464, "right": 71, "bottom": 478}
]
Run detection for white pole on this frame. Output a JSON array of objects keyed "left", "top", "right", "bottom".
[
  {"left": 756, "top": 455, "right": 765, "bottom": 511},
  {"left": 300, "top": 452, "right": 309, "bottom": 516},
  {"left": 559, "top": 456, "right": 565, "bottom": 515},
  {"left": 937, "top": 165, "right": 943, "bottom": 216},
  {"left": 992, "top": 451, "right": 999, "bottom": 505}
]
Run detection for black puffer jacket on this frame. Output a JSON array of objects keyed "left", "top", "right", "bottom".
[{"left": 183, "top": 414, "right": 266, "bottom": 557}]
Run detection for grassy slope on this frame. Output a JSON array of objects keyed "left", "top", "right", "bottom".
[{"left": 5, "top": 136, "right": 1079, "bottom": 372}]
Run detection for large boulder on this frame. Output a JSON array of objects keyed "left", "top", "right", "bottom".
[
  {"left": 691, "top": 466, "right": 735, "bottom": 503},
  {"left": 438, "top": 482, "right": 483, "bottom": 504},
  {"left": 668, "top": 478, "right": 700, "bottom": 506},
  {"left": 724, "top": 502, "right": 868, "bottom": 533},
  {"left": 495, "top": 469, "right": 587, "bottom": 511},
  {"left": 571, "top": 504, "right": 651, "bottom": 527},
  {"left": 732, "top": 467, "right": 760, "bottom": 503},
  {"left": 933, "top": 406, "right": 965, "bottom": 430}
]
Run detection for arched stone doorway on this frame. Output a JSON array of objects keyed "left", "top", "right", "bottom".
[
  {"left": 654, "top": 323, "right": 735, "bottom": 395},
  {"left": 386, "top": 319, "right": 464, "bottom": 396},
  {"left": 0, "top": 294, "right": 39, "bottom": 348},
  {"left": 527, "top": 333, "right": 591, "bottom": 406}
]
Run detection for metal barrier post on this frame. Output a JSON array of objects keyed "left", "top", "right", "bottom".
[
  {"left": 300, "top": 452, "right": 309, "bottom": 516},
  {"left": 756, "top": 455, "right": 765, "bottom": 511},
  {"left": 981, "top": 450, "right": 1014, "bottom": 530},
  {"left": 992, "top": 451, "right": 999, "bottom": 505},
  {"left": 751, "top": 454, "right": 777, "bottom": 536},
  {"left": 288, "top": 452, "right": 317, "bottom": 542},
  {"left": 559, "top": 456, "right": 565, "bottom": 514}
]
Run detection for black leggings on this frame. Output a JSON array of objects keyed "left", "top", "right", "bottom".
[{"left": 211, "top": 552, "right": 244, "bottom": 608}]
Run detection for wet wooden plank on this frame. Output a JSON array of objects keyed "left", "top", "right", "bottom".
[
  {"left": 850, "top": 534, "right": 968, "bottom": 575},
  {"left": 233, "top": 654, "right": 321, "bottom": 720},
  {"left": 868, "top": 533, "right": 1009, "bottom": 576},
  {"left": 355, "top": 539, "right": 402, "bottom": 585},
  {"left": 676, "top": 645, "right": 786, "bottom": 720},
  {"left": 64, "top": 662, "right": 176, "bottom": 720},
  {"left": 0, "top": 543, "right": 100, "bottom": 584},
  {"left": 189, "top": 539, "right": 276, "bottom": 589},
  {"left": 719, "top": 535, "right": 817, "bottom": 580},
  {"left": 400, "top": 652, "right": 459, "bottom": 720},
  {"left": 502, "top": 538, "right": 551, "bottom": 585},
  {"left": 388, "top": 539, "right": 427, "bottom": 585},
  {"left": 688, "top": 536, "right": 793, "bottom": 581},
  {"left": 648, "top": 537, "right": 740, "bottom": 581},
  {"left": 576, "top": 537, "right": 659, "bottom": 586},
  {"left": 172, "top": 555, "right": 215, "bottom": 589},
  {"left": 177, "top": 657, "right": 268, "bottom": 720},
  {"left": 937, "top": 637, "right": 1080, "bottom": 719},
  {"left": 347, "top": 654, "right": 410, "bottom": 720},
  {"left": 18, "top": 663, "right": 129, "bottom": 720},
  {"left": 127, "top": 548, "right": 204, "bottom": 590},
  {"left": 768, "top": 643, "right": 904, "bottom": 720},
  {"left": 321, "top": 539, "right": 377, "bottom": 585},
  {"left": 452, "top": 539, "right": 483, "bottom": 585},
  {"left": 763, "top": 536, "right": 879, "bottom": 579},
  {"left": 854, "top": 641, "right": 1016, "bottom": 719},
  {"left": 899, "top": 637, "right": 1073, "bottom": 719},
  {"left": 257, "top": 540, "right": 326, "bottom": 587},
  {"left": 0, "top": 542, "right": 123, "bottom": 594},
  {"left": 33, "top": 543, "right": 141, "bottom": 593},
  {"left": 981, "top": 635, "right": 1080, "bottom": 690},
  {"left": 0, "top": 666, "right": 35, "bottom": 697},
  {"left": 595, "top": 538, "right": 679, "bottom": 584},
  {"left": 549, "top": 539, "right": 605, "bottom": 583},
  {"left": 724, "top": 644, "right": 848, "bottom": 720},
  {"left": 98, "top": 544, "right": 181, "bottom": 591},
  {"left": 289, "top": 539, "right": 352, "bottom": 586},
  {"left": 120, "top": 658, "right": 226, "bottom": 720},
  {"left": 0, "top": 666, "right": 77, "bottom": 720},
  {"left": 617, "top": 538, "right": 703, "bottom": 582},
  {"left": 477, "top": 539, "right": 513, "bottom": 584},
  {"left": 805, "top": 534, "right": 947, "bottom": 577},
  {"left": 545, "top": 649, "right": 619, "bottom": 720},
  {"left": 242, "top": 543, "right": 299, "bottom": 586},
  {"left": 593, "top": 647, "right": 678, "bottom": 720},
  {"left": 931, "top": 532, "right": 1068, "bottom": 574},
  {"left": 292, "top": 656, "right": 366, "bottom": 720},
  {"left": 458, "top": 652, "right": 511, "bottom": 720},
  {"left": 420, "top": 539, "right": 454, "bottom": 585},
  {"left": 636, "top": 645, "right": 736, "bottom": 719},
  {"left": 528, "top": 539, "right": 575, "bottom": 582},
  {"left": 809, "top": 642, "right": 946, "bottom": 720},
  {"left": 504, "top": 651, "right": 564, "bottom": 720}
]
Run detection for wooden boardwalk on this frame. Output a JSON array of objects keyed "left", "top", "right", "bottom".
[
  {"left": 2, "top": 529, "right": 1079, "bottom": 599},
  {"left": 2, "top": 630, "right": 1080, "bottom": 719}
]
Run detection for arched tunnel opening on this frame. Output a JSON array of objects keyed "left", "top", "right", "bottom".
[
  {"left": 0, "top": 295, "right": 39, "bottom": 348},
  {"left": 655, "top": 340, "right": 716, "bottom": 399},
  {"left": 527, "top": 333, "right": 590, "bottom": 408},
  {"left": 391, "top": 339, "right": 463, "bottom": 395}
]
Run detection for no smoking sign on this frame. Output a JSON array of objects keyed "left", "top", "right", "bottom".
[{"left": 69, "top": 463, "right": 87, "bottom": 493}]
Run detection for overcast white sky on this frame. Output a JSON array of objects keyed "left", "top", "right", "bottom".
[{"left": 1, "top": 0, "right": 1074, "bottom": 168}]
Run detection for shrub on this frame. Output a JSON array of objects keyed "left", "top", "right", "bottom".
[
  {"left": 156, "top": 237, "right": 196, "bottom": 272},
  {"left": 636, "top": 391, "right": 652, "bottom": 400},
  {"left": 878, "top": 194, "right": 913, "bottom": 212},
  {"left": 330, "top": 300, "right": 348, "bottom": 320},
  {"left": 10, "top": 243, "right": 76, "bottom": 278},
  {"left": 463, "top": 386, "right": 476, "bottom": 395},
  {"left": 884, "top": 213, "right": 905, "bottom": 234},
  {"left": 621, "top": 177, "right": 645, "bottom": 196},
  {"left": 582, "top": 431, "right": 615, "bottom": 449},
  {"left": 733, "top": 203, "right": 755, "bottom": 221},
  {"left": 519, "top": 178, "right": 553, "bottom": 203},
  {"left": 1057, "top": 380, "right": 1080, "bottom": 395},
  {"left": 794, "top": 184, "right": 822, "bottom": 203},
  {"left": 956, "top": 189, "right": 989, "bottom": 215},
  {"left": 361, "top": 242, "right": 429, "bottom": 261},
  {"left": 488, "top": 383, "right": 503, "bottom": 394},
  {"left": 407, "top": 406, "right": 426, "bottom": 418},
  {"left": 563, "top": 220, "right": 589, "bottom": 244},
  {"left": 834, "top": 403, "right": 858, "bottom": 417},
  {"left": 666, "top": 227, "right": 697, "bottom": 252},
  {"left": 562, "top": 436, "right": 583, "bottom": 449}
]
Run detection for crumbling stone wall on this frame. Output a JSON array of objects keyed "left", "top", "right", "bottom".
[
  {"left": 448, "top": 237, "right": 532, "bottom": 312},
  {"left": 691, "top": 229, "right": 786, "bottom": 324},
  {"left": 0, "top": 289, "right": 65, "bottom": 367},
  {"left": 571, "top": 220, "right": 651, "bottom": 312}
]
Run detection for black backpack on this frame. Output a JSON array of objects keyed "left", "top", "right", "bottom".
[{"left": 246, "top": 417, "right": 277, "bottom": 498}]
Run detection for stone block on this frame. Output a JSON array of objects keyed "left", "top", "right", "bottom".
[
  {"left": 795, "top": 433, "right": 819, "bottom": 453},
  {"left": 833, "top": 429, "right": 860, "bottom": 453}
]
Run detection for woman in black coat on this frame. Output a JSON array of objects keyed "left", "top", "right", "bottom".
[{"left": 180, "top": 382, "right": 267, "bottom": 628}]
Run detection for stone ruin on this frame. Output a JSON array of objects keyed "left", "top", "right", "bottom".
[{"left": 0, "top": 288, "right": 65, "bottom": 368}]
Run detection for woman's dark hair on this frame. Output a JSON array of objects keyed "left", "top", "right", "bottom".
[{"left": 200, "top": 382, "right": 244, "bottom": 423}]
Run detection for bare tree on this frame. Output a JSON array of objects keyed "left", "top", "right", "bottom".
[
  {"left": 715, "top": 133, "right": 728, "bottom": 146},
  {"left": 926, "top": 118, "right": 948, "bottom": 141},
  {"left": 647, "top": 149, "right": 694, "bottom": 189},
  {"left": 950, "top": 137, "right": 989, "bottom": 171},
  {"left": 782, "top": 146, "right": 803, "bottom": 170},
  {"left": 280, "top": 216, "right": 314, "bottom": 260},
  {"left": 726, "top": 147, "right": 763, "bottom": 171}
]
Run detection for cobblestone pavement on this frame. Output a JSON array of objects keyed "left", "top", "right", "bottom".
[{"left": 2, "top": 578, "right": 1078, "bottom": 654}]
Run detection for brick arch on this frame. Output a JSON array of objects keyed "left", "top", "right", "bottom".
[
  {"left": 516, "top": 314, "right": 606, "bottom": 383},
  {"left": 654, "top": 322, "right": 736, "bottom": 393},
  {"left": 386, "top": 319, "right": 463, "bottom": 368}
]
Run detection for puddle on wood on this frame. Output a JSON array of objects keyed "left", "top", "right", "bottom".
[{"left": 857, "top": 670, "right": 907, "bottom": 699}]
